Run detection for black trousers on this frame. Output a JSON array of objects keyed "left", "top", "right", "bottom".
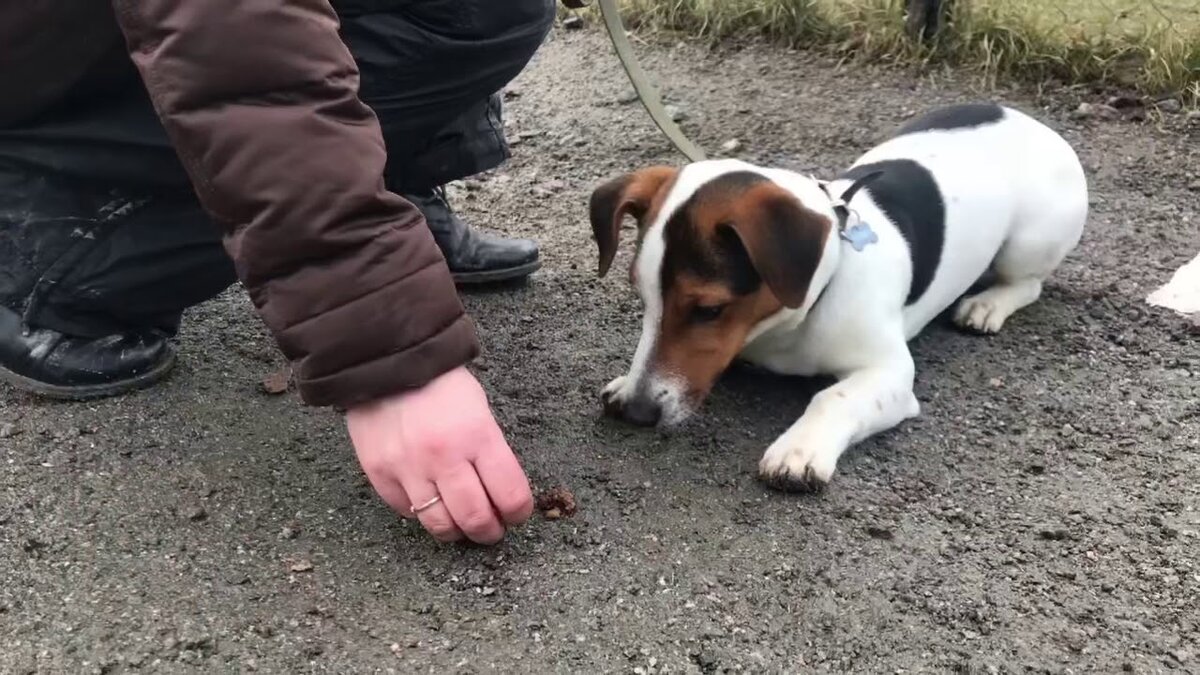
[{"left": 0, "top": 0, "right": 555, "bottom": 338}]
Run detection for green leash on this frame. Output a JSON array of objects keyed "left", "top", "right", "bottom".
[{"left": 561, "top": 0, "right": 708, "bottom": 162}]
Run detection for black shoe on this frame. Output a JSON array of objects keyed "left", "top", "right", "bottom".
[
  {"left": 0, "top": 306, "right": 175, "bottom": 400},
  {"left": 403, "top": 186, "right": 541, "bottom": 284}
]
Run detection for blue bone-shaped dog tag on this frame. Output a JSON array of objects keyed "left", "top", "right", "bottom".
[{"left": 840, "top": 221, "right": 878, "bottom": 251}]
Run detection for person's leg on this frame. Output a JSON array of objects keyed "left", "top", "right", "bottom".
[
  {"left": 0, "top": 0, "right": 556, "bottom": 399},
  {"left": 338, "top": 0, "right": 557, "bottom": 283},
  {"left": 0, "top": 161, "right": 237, "bottom": 398}
]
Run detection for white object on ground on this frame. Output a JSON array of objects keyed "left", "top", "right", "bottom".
[{"left": 1147, "top": 251, "right": 1200, "bottom": 315}]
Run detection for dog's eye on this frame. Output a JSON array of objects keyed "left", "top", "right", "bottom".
[{"left": 690, "top": 304, "right": 727, "bottom": 324}]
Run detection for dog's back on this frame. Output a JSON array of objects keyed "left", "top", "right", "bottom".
[{"left": 827, "top": 103, "right": 1087, "bottom": 339}]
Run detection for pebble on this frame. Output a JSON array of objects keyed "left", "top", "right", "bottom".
[
  {"left": 865, "top": 526, "right": 894, "bottom": 541},
  {"left": 720, "top": 138, "right": 743, "bottom": 153},
  {"left": 1188, "top": 180, "right": 1200, "bottom": 192},
  {"left": 280, "top": 525, "right": 299, "bottom": 540},
  {"left": 1156, "top": 98, "right": 1182, "bottom": 114},
  {"left": 290, "top": 559, "right": 314, "bottom": 573},
  {"left": 665, "top": 104, "right": 687, "bottom": 122},
  {"left": 185, "top": 504, "right": 208, "bottom": 522},
  {"left": 562, "top": 15, "right": 585, "bottom": 30},
  {"left": 1038, "top": 527, "right": 1070, "bottom": 541},
  {"left": 616, "top": 91, "right": 640, "bottom": 105},
  {"left": 0, "top": 423, "right": 16, "bottom": 438},
  {"left": 1071, "top": 102, "right": 1120, "bottom": 121}
]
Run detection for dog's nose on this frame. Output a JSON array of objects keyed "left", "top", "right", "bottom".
[{"left": 620, "top": 397, "right": 661, "bottom": 427}]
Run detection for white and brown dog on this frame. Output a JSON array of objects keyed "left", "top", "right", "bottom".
[{"left": 589, "top": 103, "right": 1087, "bottom": 491}]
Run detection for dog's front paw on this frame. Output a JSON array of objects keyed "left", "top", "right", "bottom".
[
  {"left": 757, "top": 434, "right": 840, "bottom": 493},
  {"left": 953, "top": 295, "right": 1006, "bottom": 334},
  {"left": 600, "top": 375, "right": 630, "bottom": 415}
]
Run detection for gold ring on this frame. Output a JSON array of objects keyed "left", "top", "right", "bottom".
[{"left": 410, "top": 495, "right": 441, "bottom": 516}]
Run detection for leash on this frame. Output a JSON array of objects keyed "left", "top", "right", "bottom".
[{"left": 561, "top": 0, "right": 708, "bottom": 162}]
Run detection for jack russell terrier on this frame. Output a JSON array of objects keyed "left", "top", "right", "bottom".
[{"left": 589, "top": 102, "right": 1087, "bottom": 491}]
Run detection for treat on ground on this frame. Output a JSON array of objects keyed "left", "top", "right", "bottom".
[{"left": 534, "top": 486, "right": 577, "bottom": 520}]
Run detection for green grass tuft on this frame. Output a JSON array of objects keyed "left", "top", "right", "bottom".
[{"left": 571, "top": 0, "right": 1200, "bottom": 104}]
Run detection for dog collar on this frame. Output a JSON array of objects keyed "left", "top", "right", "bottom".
[{"left": 819, "top": 170, "right": 884, "bottom": 252}]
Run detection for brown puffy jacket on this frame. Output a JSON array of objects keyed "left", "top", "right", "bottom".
[{"left": 1, "top": 0, "right": 480, "bottom": 408}]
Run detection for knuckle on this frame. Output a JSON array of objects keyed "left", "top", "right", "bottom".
[
  {"left": 421, "top": 513, "right": 459, "bottom": 538},
  {"left": 500, "top": 490, "right": 534, "bottom": 521},
  {"left": 459, "top": 508, "right": 498, "bottom": 536}
]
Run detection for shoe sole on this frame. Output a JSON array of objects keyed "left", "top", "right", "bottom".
[
  {"left": 452, "top": 259, "right": 542, "bottom": 285},
  {"left": 0, "top": 348, "right": 177, "bottom": 401}
]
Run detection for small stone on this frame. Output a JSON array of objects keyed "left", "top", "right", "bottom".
[
  {"left": 865, "top": 526, "right": 894, "bottom": 540},
  {"left": 260, "top": 367, "right": 291, "bottom": 395},
  {"left": 21, "top": 537, "right": 47, "bottom": 554},
  {"left": 1106, "top": 94, "right": 1142, "bottom": 109},
  {"left": 1188, "top": 180, "right": 1200, "bottom": 192},
  {"left": 185, "top": 504, "right": 208, "bottom": 522},
  {"left": 481, "top": 587, "right": 496, "bottom": 597},
  {"left": 280, "top": 525, "right": 299, "bottom": 540},
  {"left": 1060, "top": 424, "right": 1076, "bottom": 436},
  {"left": 1171, "top": 649, "right": 1192, "bottom": 664},
  {"left": 665, "top": 105, "right": 687, "bottom": 122},
  {"left": 1157, "top": 98, "right": 1182, "bottom": 114},
  {"left": 1038, "top": 527, "right": 1070, "bottom": 541},
  {"left": 616, "top": 91, "right": 640, "bottom": 105},
  {"left": 562, "top": 15, "right": 585, "bottom": 30},
  {"left": 1070, "top": 103, "right": 1094, "bottom": 119},
  {"left": 720, "top": 138, "right": 743, "bottom": 153},
  {"left": 290, "top": 559, "right": 314, "bottom": 573},
  {"left": 390, "top": 643, "right": 403, "bottom": 657},
  {"left": 988, "top": 377, "right": 1003, "bottom": 388},
  {"left": 0, "top": 423, "right": 17, "bottom": 438}
]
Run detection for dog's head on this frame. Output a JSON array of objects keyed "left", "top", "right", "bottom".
[{"left": 590, "top": 159, "right": 840, "bottom": 427}]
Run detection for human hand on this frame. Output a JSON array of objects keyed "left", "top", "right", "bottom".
[{"left": 345, "top": 366, "right": 533, "bottom": 544}]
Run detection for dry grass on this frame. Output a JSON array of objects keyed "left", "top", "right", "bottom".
[{"left": 581, "top": 0, "right": 1200, "bottom": 103}]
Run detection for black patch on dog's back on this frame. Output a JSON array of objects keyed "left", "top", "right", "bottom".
[
  {"left": 840, "top": 160, "right": 944, "bottom": 305},
  {"left": 893, "top": 102, "right": 1005, "bottom": 137}
]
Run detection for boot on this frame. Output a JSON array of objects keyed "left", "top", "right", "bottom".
[
  {"left": 0, "top": 305, "right": 175, "bottom": 400},
  {"left": 403, "top": 186, "right": 540, "bottom": 284}
]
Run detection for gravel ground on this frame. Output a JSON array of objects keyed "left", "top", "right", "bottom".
[{"left": 2, "top": 22, "right": 1199, "bottom": 675}]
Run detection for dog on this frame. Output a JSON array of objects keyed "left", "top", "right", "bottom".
[{"left": 588, "top": 102, "right": 1088, "bottom": 491}]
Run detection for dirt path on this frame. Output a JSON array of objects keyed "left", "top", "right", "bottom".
[{"left": 2, "top": 25, "right": 1198, "bottom": 674}]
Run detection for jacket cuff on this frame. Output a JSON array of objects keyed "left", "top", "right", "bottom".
[{"left": 296, "top": 312, "right": 480, "bottom": 409}]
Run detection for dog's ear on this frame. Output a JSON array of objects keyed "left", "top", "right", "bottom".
[
  {"left": 721, "top": 183, "right": 832, "bottom": 309},
  {"left": 589, "top": 166, "right": 678, "bottom": 277}
]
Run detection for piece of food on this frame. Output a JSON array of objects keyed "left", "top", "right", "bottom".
[{"left": 534, "top": 486, "right": 577, "bottom": 520}]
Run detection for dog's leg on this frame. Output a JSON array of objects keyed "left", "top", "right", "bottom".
[
  {"left": 953, "top": 277, "right": 1042, "bottom": 334},
  {"left": 758, "top": 356, "right": 919, "bottom": 491}
]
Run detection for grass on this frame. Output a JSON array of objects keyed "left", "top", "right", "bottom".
[{"left": 579, "top": 0, "right": 1200, "bottom": 104}]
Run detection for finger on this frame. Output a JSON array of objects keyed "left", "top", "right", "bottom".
[
  {"left": 472, "top": 439, "right": 534, "bottom": 526},
  {"left": 362, "top": 469, "right": 414, "bottom": 518},
  {"left": 436, "top": 465, "right": 507, "bottom": 545},
  {"left": 403, "top": 483, "right": 464, "bottom": 543}
]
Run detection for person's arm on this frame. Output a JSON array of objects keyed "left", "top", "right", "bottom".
[
  {"left": 111, "top": 0, "right": 533, "bottom": 543},
  {"left": 111, "top": 0, "right": 476, "bottom": 407}
]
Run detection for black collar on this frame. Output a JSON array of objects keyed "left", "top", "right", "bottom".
[{"left": 818, "top": 169, "right": 884, "bottom": 231}]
